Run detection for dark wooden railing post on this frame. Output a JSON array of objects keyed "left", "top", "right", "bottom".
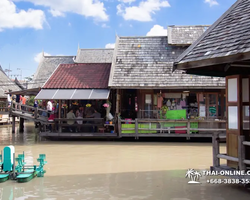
[
  {"left": 19, "top": 118, "right": 24, "bottom": 133},
  {"left": 118, "top": 117, "right": 121, "bottom": 137},
  {"left": 58, "top": 119, "right": 62, "bottom": 133},
  {"left": 34, "top": 107, "right": 38, "bottom": 119},
  {"left": 135, "top": 118, "right": 138, "bottom": 139},
  {"left": 212, "top": 132, "right": 220, "bottom": 167},
  {"left": 187, "top": 120, "right": 190, "bottom": 134},
  {"left": 12, "top": 116, "right": 15, "bottom": 133}
]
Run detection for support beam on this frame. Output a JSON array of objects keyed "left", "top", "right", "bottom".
[
  {"left": 212, "top": 133, "right": 220, "bottom": 167},
  {"left": 135, "top": 118, "right": 138, "bottom": 140},
  {"left": 19, "top": 118, "right": 24, "bottom": 133},
  {"left": 12, "top": 116, "right": 15, "bottom": 133},
  {"left": 58, "top": 100, "right": 62, "bottom": 133}
]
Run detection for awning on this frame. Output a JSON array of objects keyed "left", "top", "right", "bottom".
[{"left": 35, "top": 89, "right": 110, "bottom": 100}]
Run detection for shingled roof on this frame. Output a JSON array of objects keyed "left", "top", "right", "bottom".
[
  {"left": 29, "top": 55, "right": 74, "bottom": 89},
  {"left": 43, "top": 63, "right": 111, "bottom": 89},
  {"left": 174, "top": 0, "right": 250, "bottom": 76},
  {"left": 74, "top": 48, "right": 114, "bottom": 63},
  {"left": 0, "top": 69, "right": 20, "bottom": 99},
  {"left": 168, "top": 25, "right": 210, "bottom": 45},
  {"left": 108, "top": 36, "right": 225, "bottom": 89}
]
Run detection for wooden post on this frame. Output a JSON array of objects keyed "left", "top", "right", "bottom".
[
  {"left": 238, "top": 135, "right": 246, "bottom": 171},
  {"left": 39, "top": 122, "right": 42, "bottom": 133},
  {"left": 135, "top": 118, "right": 138, "bottom": 140},
  {"left": 12, "top": 116, "right": 15, "bottom": 133},
  {"left": 118, "top": 117, "right": 121, "bottom": 138},
  {"left": 19, "top": 117, "right": 24, "bottom": 133},
  {"left": 187, "top": 120, "right": 190, "bottom": 134},
  {"left": 59, "top": 100, "right": 62, "bottom": 118},
  {"left": 59, "top": 100, "right": 62, "bottom": 133},
  {"left": 34, "top": 107, "right": 38, "bottom": 119},
  {"left": 212, "top": 132, "right": 220, "bottom": 167}
]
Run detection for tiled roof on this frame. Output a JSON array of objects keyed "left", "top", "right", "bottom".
[
  {"left": 74, "top": 48, "right": 114, "bottom": 63},
  {"left": 168, "top": 25, "right": 210, "bottom": 45},
  {"left": 108, "top": 36, "right": 225, "bottom": 88},
  {"left": 0, "top": 70, "right": 20, "bottom": 98},
  {"left": 43, "top": 63, "right": 111, "bottom": 89},
  {"left": 29, "top": 56, "right": 74, "bottom": 89},
  {"left": 176, "top": 0, "right": 250, "bottom": 65}
]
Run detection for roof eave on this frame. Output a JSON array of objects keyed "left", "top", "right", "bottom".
[
  {"left": 175, "top": 51, "right": 250, "bottom": 71},
  {"left": 175, "top": 0, "right": 244, "bottom": 64}
]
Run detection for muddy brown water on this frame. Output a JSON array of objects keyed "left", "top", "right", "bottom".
[{"left": 0, "top": 122, "right": 249, "bottom": 199}]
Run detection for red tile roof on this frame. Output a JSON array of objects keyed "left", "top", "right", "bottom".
[{"left": 43, "top": 63, "right": 111, "bottom": 89}]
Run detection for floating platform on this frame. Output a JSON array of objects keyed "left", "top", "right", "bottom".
[
  {"left": 16, "top": 170, "right": 38, "bottom": 183},
  {"left": 0, "top": 174, "right": 9, "bottom": 183},
  {"left": 0, "top": 145, "right": 47, "bottom": 183}
]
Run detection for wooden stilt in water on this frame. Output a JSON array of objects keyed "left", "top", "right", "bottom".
[
  {"left": 19, "top": 118, "right": 24, "bottom": 133},
  {"left": 12, "top": 116, "right": 15, "bottom": 133}
]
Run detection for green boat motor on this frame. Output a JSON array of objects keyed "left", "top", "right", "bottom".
[
  {"left": 0, "top": 146, "right": 15, "bottom": 182},
  {"left": 3, "top": 146, "right": 15, "bottom": 172},
  {"left": 36, "top": 154, "right": 47, "bottom": 177},
  {"left": 15, "top": 154, "right": 26, "bottom": 173}
]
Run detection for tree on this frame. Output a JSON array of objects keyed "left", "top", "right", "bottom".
[{"left": 185, "top": 169, "right": 195, "bottom": 181}]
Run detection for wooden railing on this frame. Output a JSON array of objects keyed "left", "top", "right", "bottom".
[
  {"left": 51, "top": 118, "right": 108, "bottom": 133},
  {"left": 118, "top": 118, "right": 226, "bottom": 138},
  {"left": 10, "top": 101, "right": 50, "bottom": 121},
  {"left": 212, "top": 132, "right": 250, "bottom": 171}
]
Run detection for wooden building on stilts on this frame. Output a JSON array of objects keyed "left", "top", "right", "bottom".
[
  {"left": 174, "top": 0, "right": 250, "bottom": 183},
  {"left": 109, "top": 34, "right": 226, "bottom": 138}
]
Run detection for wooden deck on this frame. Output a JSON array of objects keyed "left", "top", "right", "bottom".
[
  {"left": 1, "top": 102, "right": 227, "bottom": 139},
  {"left": 39, "top": 132, "right": 118, "bottom": 138},
  {"left": 121, "top": 133, "right": 220, "bottom": 138}
]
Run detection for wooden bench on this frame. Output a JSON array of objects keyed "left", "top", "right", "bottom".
[{"left": 54, "top": 118, "right": 105, "bottom": 132}]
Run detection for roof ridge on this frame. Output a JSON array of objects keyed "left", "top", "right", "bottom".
[
  {"left": 59, "top": 63, "right": 112, "bottom": 65},
  {"left": 79, "top": 48, "right": 114, "bottom": 50},
  {"left": 168, "top": 25, "right": 210, "bottom": 27},
  {"left": 174, "top": 0, "right": 243, "bottom": 65},
  {"left": 119, "top": 36, "right": 167, "bottom": 38},
  {"left": 44, "top": 56, "right": 74, "bottom": 58}
]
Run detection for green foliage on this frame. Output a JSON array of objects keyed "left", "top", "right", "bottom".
[{"left": 27, "top": 96, "right": 35, "bottom": 106}]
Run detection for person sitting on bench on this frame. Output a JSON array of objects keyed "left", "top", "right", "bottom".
[
  {"left": 67, "top": 109, "right": 77, "bottom": 132},
  {"left": 86, "top": 109, "right": 101, "bottom": 132}
]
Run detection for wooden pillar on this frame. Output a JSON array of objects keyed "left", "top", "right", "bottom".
[
  {"left": 59, "top": 100, "right": 62, "bottom": 118},
  {"left": 19, "top": 118, "right": 24, "bottom": 133},
  {"left": 12, "top": 116, "right": 15, "bottom": 133},
  {"left": 212, "top": 132, "right": 220, "bottom": 167},
  {"left": 34, "top": 107, "right": 38, "bottom": 119},
  {"left": 135, "top": 118, "right": 138, "bottom": 140},
  {"left": 59, "top": 100, "right": 62, "bottom": 133}
]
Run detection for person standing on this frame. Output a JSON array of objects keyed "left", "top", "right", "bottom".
[
  {"left": 67, "top": 109, "right": 76, "bottom": 132},
  {"left": 21, "top": 95, "right": 26, "bottom": 112},
  {"left": 47, "top": 100, "right": 52, "bottom": 117},
  {"left": 16, "top": 94, "right": 21, "bottom": 110},
  {"left": 6, "top": 91, "right": 11, "bottom": 108}
]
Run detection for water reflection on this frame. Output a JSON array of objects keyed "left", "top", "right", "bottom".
[
  {"left": 1, "top": 171, "right": 250, "bottom": 200},
  {"left": 0, "top": 122, "right": 249, "bottom": 199}
]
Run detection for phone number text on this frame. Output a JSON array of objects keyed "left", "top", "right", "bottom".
[{"left": 207, "top": 179, "right": 250, "bottom": 184}]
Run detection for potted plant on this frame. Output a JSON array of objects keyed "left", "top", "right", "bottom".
[
  {"left": 103, "top": 100, "right": 112, "bottom": 120},
  {"left": 161, "top": 105, "right": 168, "bottom": 118}
]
